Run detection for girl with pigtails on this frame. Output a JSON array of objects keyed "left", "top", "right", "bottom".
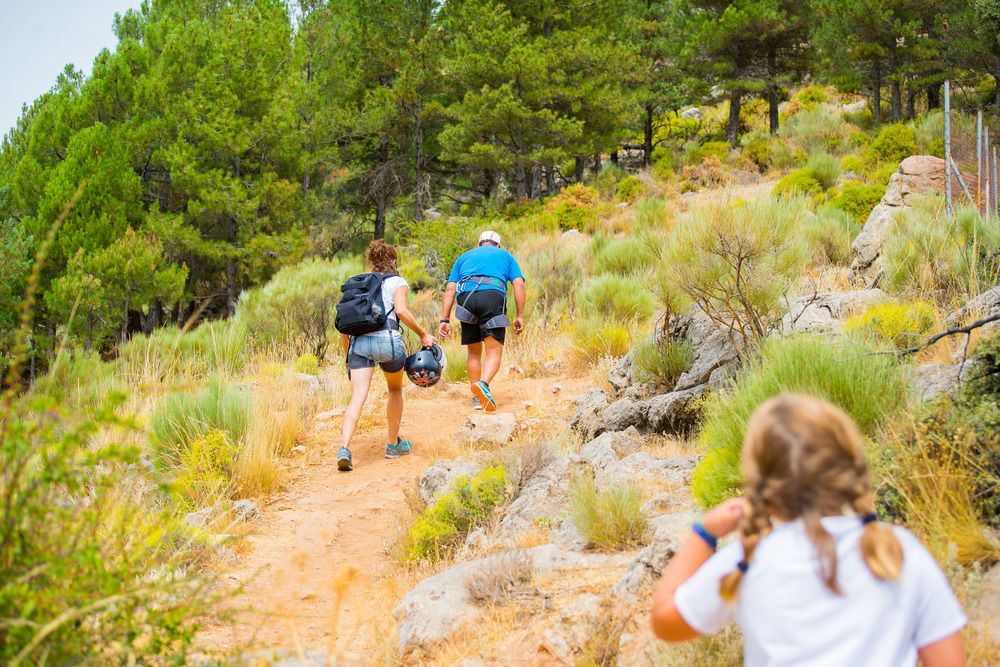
[{"left": 651, "top": 394, "right": 967, "bottom": 666}]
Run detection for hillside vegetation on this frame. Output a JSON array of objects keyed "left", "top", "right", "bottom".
[{"left": 3, "top": 0, "right": 1000, "bottom": 663}]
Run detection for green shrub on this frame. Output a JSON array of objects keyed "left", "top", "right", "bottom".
[
  {"left": 588, "top": 164, "right": 626, "bottom": 199},
  {"left": 839, "top": 154, "right": 866, "bottom": 175},
  {"left": 826, "top": 182, "right": 884, "bottom": 224},
  {"left": 616, "top": 176, "right": 645, "bottom": 202},
  {"left": 237, "top": 256, "right": 359, "bottom": 361},
  {"left": 573, "top": 315, "right": 632, "bottom": 363},
  {"left": 913, "top": 111, "right": 944, "bottom": 156},
  {"left": 781, "top": 108, "right": 853, "bottom": 154},
  {"left": 398, "top": 257, "right": 437, "bottom": 292},
  {"left": 685, "top": 140, "right": 731, "bottom": 166},
  {"left": 691, "top": 336, "right": 910, "bottom": 507},
  {"left": 406, "top": 464, "right": 508, "bottom": 561},
  {"left": 293, "top": 353, "right": 320, "bottom": 375},
  {"left": 1, "top": 393, "right": 212, "bottom": 663},
  {"left": 844, "top": 300, "right": 936, "bottom": 349},
  {"left": 659, "top": 197, "right": 810, "bottom": 355},
  {"left": 175, "top": 429, "right": 238, "bottom": 508},
  {"left": 577, "top": 273, "right": 655, "bottom": 321},
  {"left": 805, "top": 152, "right": 842, "bottom": 190},
  {"left": 740, "top": 129, "right": 790, "bottom": 171},
  {"left": 544, "top": 183, "right": 600, "bottom": 230},
  {"left": 593, "top": 236, "right": 657, "bottom": 276},
  {"left": 179, "top": 318, "right": 249, "bottom": 376},
  {"left": 651, "top": 146, "right": 679, "bottom": 180},
  {"left": 801, "top": 207, "right": 861, "bottom": 265},
  {"left": 569, "top": 474, "right": 648, "bottom": 549},
  {"left": 441, "top": 338, "right": 468, "bottom": 382},
  {"left": 631, "top": 336, "right": 695, "bottom": 386},
  {"left": 519, "top": 233, "right": 593, "bottom": 316},
  {"left": 398, "top": 214, "right": 482, "bottom": 280},
  {"left": 882, "top": 196, "right": 1000, "bottom": 299},
  {"left": 774, "top": 169, "right": 821, "bottom": 197},
  {"left": 869, "top": 123, "right": 916, "bottom": 163},
  {"left": 150, "top": 375, "right": 251, "bottom": 464},
  {"left": 794, "top": 85, "right": 828, "bottom": 108},
  {"left": 32, "top": 346, "right": 120, "bottom": 407}
]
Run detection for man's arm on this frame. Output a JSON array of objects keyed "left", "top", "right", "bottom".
[
  {"left": 512, "top": 277, "right": 526, "bottom": 334},
  {"left": 439, "top": 281, "right": 458, "bottom": 338}
]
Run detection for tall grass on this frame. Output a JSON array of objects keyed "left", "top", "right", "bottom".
[
  {"left": 592, "top": 235, "right": 657, "bottom": 276},
  {"left": 800, "top": 207, "right": 860, "bottom": 266},
  {"left": 150, "top": 375, "right": 251, "bottom": 465},
  {"left": 569, "top": 474, "right": 648, "bottom": 549},
  {"left": 576, "top": 273, "right": 655, "bottom": 321},
  {"left": 691, "top": 335, "right": 910, "bottom": 507},
  {"left": 631, "top": 336, "right": 695, "bottom": 386}
]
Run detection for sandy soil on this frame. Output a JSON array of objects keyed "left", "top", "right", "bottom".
[{"left": 196, "top": 369, "right": 596, "bottom": 663}]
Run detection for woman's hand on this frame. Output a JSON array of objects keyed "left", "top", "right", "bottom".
[
  {"left": 701, "top": 497, "right": 749, "bottom": 540},
  {"left": 421, "top": 333, "right": 438, "bottom": 348}
]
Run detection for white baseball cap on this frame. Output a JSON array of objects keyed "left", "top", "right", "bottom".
[{"left": 478, "top": 230, "right": 502, "bottom": 246}]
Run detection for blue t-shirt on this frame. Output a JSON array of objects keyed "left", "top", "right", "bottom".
[{"left": 448, "top": 245, "right": 524, "bottom": 294}]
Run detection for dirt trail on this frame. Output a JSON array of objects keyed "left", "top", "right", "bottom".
[{"left": 197, "top": 370, "right": 594, "bottom": 663}]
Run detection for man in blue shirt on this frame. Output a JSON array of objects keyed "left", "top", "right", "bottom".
[{"left": 438, "top": 230, "right": 526, "bottom": 412}]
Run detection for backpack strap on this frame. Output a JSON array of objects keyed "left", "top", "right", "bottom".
[{"left": 374, "top": 271, "right": 400, "bottom": 331}]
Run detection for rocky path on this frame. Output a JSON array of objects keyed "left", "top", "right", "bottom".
[{"left": 196, "top": 370, "right": 594, "bottom": 663}]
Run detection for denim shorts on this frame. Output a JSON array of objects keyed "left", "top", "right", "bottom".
[{"left": 347, "top": 330, "right": 406, "bottom": 373}]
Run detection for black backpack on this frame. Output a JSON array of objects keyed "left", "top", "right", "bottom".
[{"left": 334, "top": 272, "right": 395, "bottom": 336}]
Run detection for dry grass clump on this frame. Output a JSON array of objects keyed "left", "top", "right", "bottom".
[
  {"left": 466, "top": 551, "right": 534, "bottom": 605},
  {"left": 650, "top": 624, "right": 744, "bottom": 666},
  {"left": 569, "top": 474, "right": 649, "bottom": 550}
]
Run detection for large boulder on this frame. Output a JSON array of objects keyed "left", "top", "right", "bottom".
[
  {"left": 645, "top": 386, "right": 706, "bottom": 434},
  {"left": 418, "top": 458, "right": 483, "bottom": 505},
  {"left": 393, "top": 545, "right": 630, "bottom": 657},
  {"left": 570, "top": 389, "right": 611, "bottom": 439},
  {"left": 494, "top": 457, "right": 580, "bottom": 543},
  {"left": 849, "top": 156, "right": 969, "bottom": 285},
  {"left": 452, "top": 412, "right": 518, "bottom": 446},
  {"left": 780, "top": 289, "right": 885, "bottom": 335},
  {"left": 946, "top": 286, "right": 1000, "bottom": 328},
  {"left": 914, "top": 362, "right": 976, "bottom": 402},
  {"left": 669, "top": 308, "right": 741, "bottom": 392},
  {"left": 612, "top": 511, "right": 697, "bottom": 599},
  {"left": 576, "top": 428, "right": 696, "bottom": 489}
]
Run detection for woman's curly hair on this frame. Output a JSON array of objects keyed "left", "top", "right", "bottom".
[{"left": 366, "top": 239, "right": 398, "bottom": 274}]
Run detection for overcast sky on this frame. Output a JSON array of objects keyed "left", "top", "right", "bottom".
[{"left": 1, "top": 0, "right": 145, "bottom": 137}]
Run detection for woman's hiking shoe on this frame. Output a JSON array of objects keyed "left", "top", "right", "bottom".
[
  {"left": 472, "top": 397, "right": 483, "bottom": 410},
  {"left": 337, "top": 446, "right": 353, "bottom": 471},
  {"left": 385, "top": 437, "right": 412, "bottom": 459},
  {"left": 472, "top": 381, "right": 496, "bottom": 412}
]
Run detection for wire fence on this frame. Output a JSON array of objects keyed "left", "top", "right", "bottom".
[{"left": 944, "top": 81, "right": 1000, "bottom": 218}]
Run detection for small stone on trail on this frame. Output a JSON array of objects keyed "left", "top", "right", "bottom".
[
  {"left": 315, "top": 408, "right": 345, "bottom": 422},
  {"left": 508, "top": 365, "right": 524, "bottom": 375},
  {"left": 233, "top": 499, "right": 261, "bottom": 522},
  {"left": 522, "top": 401, "right": 535, "bottom": 409},
  {"left": 551, "top": 384, "right": 562, "bottom": 394},
  {"left": 291, "top": 445, "right": 307, "bottom": 455}
]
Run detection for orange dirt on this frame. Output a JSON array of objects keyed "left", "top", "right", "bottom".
[{"left": 196, "top": 369, "right": 595, "bottom": 664}]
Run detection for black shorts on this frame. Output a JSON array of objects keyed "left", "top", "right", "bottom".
[{"left": 458, "top": 289, "right": 507, "bottom": 345}]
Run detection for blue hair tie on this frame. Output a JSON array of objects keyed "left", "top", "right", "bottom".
[
  {"left": 736, "top": 560, "right": 749, "bottom": 573},
  {"left": 861, "top": 513, "right": 878, "bottom": 525}
]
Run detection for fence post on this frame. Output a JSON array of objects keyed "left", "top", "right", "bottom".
[
  {"left": 995, "top": 145, "right": 999, "bottom": 218},
  {"left": 945, "top": 81, "right": 952, "bottom": 219},
  {"left": 977, "top": 111, "right": 984, "bottom": 214}
]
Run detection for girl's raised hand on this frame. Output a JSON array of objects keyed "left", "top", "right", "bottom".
[{"left": 701, "top": 497, "right": 749, "bottom": 539}]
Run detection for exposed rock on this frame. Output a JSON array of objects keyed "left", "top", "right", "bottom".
[
  {"left": 610, "top": 453, "right": 696, "bottom": 489},
  {"left": 593, "top": 397, "right": 649, "bottom": 435},
  {"left": 669, "top": 308, "right": 741, "bottom": 392},
  {"left": 553, "top": 516, "right": 590, "bottom": 551},
  {"left": 645, "top": 386, "right": 706, "bottom": 434},
  {"left": 841, "top": 100, "right": 867, "bottom": 114},
  {"left": 453, "top": 412, "right": 518, "bottom": 446},
  {"left": 849, "top": 156, "right": 967, "bottom": 285},
  {"left": 494, "top": 457, "right": 580, "bottom": 543},
  {"left": 946, "top": 286, "right": 1000, "bottom": 328},
  {"left": 968, "top": 563, "right": 1000, "bottom": 647},
  {"left": 183, "top": 506, "right": 216, "bottom": 529},
  {"left": 730, "top": 169, "right": 762, "bottom": 185},
  {"left": 608, "top": 351, "right": 635, "bottom": 394},
  {"left": 578, "top": 429, "right": 644, "bottom": 475},
  {"left": 680, "top": 106, "right": 701, "bottom": 119},
  {"left": 641, "top": 491, "right": 691, "bottom": 515},
  {"left": 570, "top": 389, "right": 611, "bottom": 439},
  {"left": 232, "top": 499, "right": 260, "bottom": 522},
  {"left": 780, "top": 289, "right": 885, "bottom": 334},
  {"left": 612, "top": 511, "right": 697, "bottom": 599},
  {"left": 418, "top": 458, "right": 483, "bottom": 505},
  {"left": 315, "top": 408, "right": 345, "bottom": 422},
  {"left": 393, "top": 545, "right": 630, "bottom": 656},
  {"left": 915, "top": 362, "right": 976, "bottom": 401}
]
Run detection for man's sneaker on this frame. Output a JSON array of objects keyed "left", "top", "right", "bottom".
[
  {"left": 472, "top": 397, "right": 483, "bottom": 410},
  {"left": 385, "top": 437, "right": 412, "bottom": 459},
  {"left": 471, "top": 380, "right": 496, "bottom": 412},
  {"left": 337, "top": 446, "right": 353, "bottom": 471}
]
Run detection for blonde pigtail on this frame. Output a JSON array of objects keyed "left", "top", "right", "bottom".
[
  {"left": 852, "top": 497, "right": 903, "bottom": 581},
  {"left": 802, "top": 509, "right": 842, "bottom": 594},
  {"left": 719, "top": 494, "right": 770, "bottom": 602}
]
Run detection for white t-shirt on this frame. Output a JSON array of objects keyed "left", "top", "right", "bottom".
[
  {"left": 380, "top": 275, "right": 407, "bottom": 325},
  {"left": 674, "top": 515, "right": 966, "bottom": 667}
]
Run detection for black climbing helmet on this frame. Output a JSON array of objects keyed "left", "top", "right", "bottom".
[{"left": 404, "top": 344, "right": 446, "bottom": 387}]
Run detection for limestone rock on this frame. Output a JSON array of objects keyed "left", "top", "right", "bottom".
[
  {"left": 612, "top": 511, "right": 696, "bottom": 599},
  {"left": 641, "top": 491, "right": 691, "bottom": 515},
  {"left": 393, "top": 545, "right": 629, "bottom": 656},
  {"left": 418, "top": 458, "right": 483, "bottom": 506},
  {"left": 232, "top": 499, "right": 260, "bottom": 522},
  {"left": 849, "top": 155, "right": 965, "bottom": 285},
  {"left": 453, "top": 412, "right": 518, "bottom": 446},
  {"left": 315, "top": 408, "right": 345, "bottom": 422},
  {"left": 596, "top": 397, "right": 649, "bottom": 435},
  {"left": 645, "top": 386, "right": 706, "bottom": 434},
  {"left": 946, "top": 286, "right": 1000, "bottom": 328},
  {"left": 578, "top": 429, "right": 644, "bottom": 476},
  {"left": 494, "top": 457, "right": 578, "bottom": 542},
  {"left": 608, "top": 351, "right": 635, "bottom": 394},
  {"left": 780, "top": 289, "right": 885, "bottom": 335},
  {"left": 570, "top": 389, "right": 611, "bottom": 439},
  {"left": 553, "top": 516, "right": 590, "bottom": 551},
  {"left": 669, "top": 308, "right": 740, "bottom": 392},
  {"left": 914, "top": 362, "right": 976, "bottom": 401}
]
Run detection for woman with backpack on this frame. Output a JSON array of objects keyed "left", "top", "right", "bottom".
[
  {"left": 651, "top": 393, "right": 966, "bottom": 666},
  {"left": 336, "top": 240, "right": 436, "bottom": 472}
]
